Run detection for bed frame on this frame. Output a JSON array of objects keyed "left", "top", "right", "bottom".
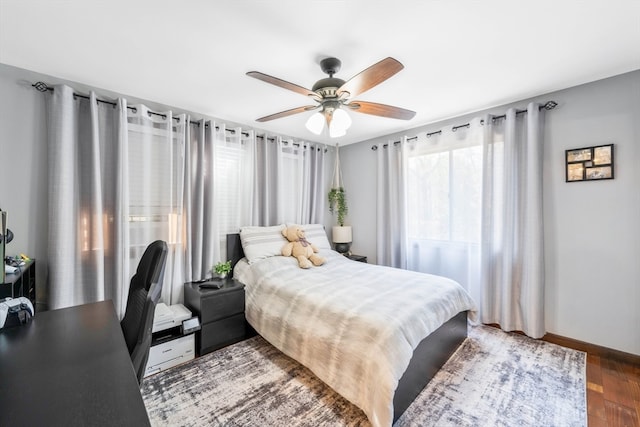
[{"left": 226, "top": 233, "right": 468, "bottom": 422}]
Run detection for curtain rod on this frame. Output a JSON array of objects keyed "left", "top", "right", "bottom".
[
  {"left": 32, "top": 81, "right": 327, "bottom": 150},
  {"left": 375, "top": 136, "right": 418, "bottom": 150},
  {"left": 371, "top": 101, "right": 558, "bottom": 151},
  {"left": 33, "top": 81, "right": 219, "bottom": 128}
]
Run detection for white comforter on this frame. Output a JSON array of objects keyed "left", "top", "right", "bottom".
[{"left": 234, "top": 250, "right": 476, "bottom": 427}]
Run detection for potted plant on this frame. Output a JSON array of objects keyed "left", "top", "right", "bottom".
[
  {"left": 328, "top": 187, "right": 347, "bottom": 226},
  {"left": 212, "top": 260, "right": 232, "bottom": 279},
  {"left": 328, "top": 187, "right": 351, "bottom": 254},
  {"left": 329, "top": 145, "right": 352, "bottom": 254}
]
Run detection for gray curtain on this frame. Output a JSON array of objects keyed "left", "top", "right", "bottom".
[
  {"left": 126, "top": 106, "right": 185, "bottom": 306},
  {"left": 480, "top": 102, "right": 545, "bottom": 338},
  {"left": 184, "top": 119, "right": 219, "bottom": 282},
  {"left": 250, "top": 137, "right": 326, "bottom": 226},
  {"left": 47, "top": 85, "right": 327, "bottom": 312},
  {"left": 251, "top": 136, "right": 283, "bottom": 226},
  {"left": 300, "top": 144, "right": 327, "bottom": 224},
  {"left": 47, "top": 85, "right": 130, "bottom": 316},
  {"left": 48, "top": 90, "right": 189, "bottom": 312},
  {"left": 376, "top": 137, "right": 408, "bottom": 268}
]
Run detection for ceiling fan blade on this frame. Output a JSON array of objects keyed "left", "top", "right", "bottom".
[
  {"left": 337, "top": 57, "right": 404, "bottom": 98},
  {"left": 256, "top": 105, "right": 318, "bottom": 122},
  {"left": 247, "top": 71, "right": 318, "bottom": 99},
  {"left": 346, "top": 101, "right": 416, "bottom": 120}
]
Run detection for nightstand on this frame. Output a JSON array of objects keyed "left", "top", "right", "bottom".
[
  {"left": 346, "top": 254, "right": 367, "bottom": 263},
  {"left": 184, "top": 278, "right": 246, "bottom": 356}
]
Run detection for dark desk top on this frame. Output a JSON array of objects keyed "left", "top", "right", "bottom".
[{"left": 0, "top": 300, "right": 151, "bottom": 426}]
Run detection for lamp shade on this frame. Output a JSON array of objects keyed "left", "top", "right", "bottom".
[
  {"left": 307, "top": 108, "right": 353, "bottom": 138},
  {"left": 332, "top": 225, "right": 352, "bottom": 243},
  {"left": 305, "top": 112, "right": 325, "bottom": 135},
  {"left": 329, "top": 108, "right": 352, "bottom": 138}
]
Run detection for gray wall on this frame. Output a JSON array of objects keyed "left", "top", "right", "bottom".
[
  {"left": 0, "top": 66, "right": 49, "bottom": 304},
  {"left": 340, "top": 70, "right": 640, "bottom": 355}
]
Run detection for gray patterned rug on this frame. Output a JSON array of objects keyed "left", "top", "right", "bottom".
[{"left": 142, "top": 325, "right": 586, "bottom": 426}]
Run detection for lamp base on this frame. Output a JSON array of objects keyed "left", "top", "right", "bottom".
[{"left": 334, "top": 242, "right": 351, "bottom": 254}]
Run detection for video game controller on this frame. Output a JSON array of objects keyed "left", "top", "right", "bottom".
[
  {"left": 0, "top": 297, "right": 34, "bottom": 329},
  {"left": 13, "top": 297, "right": 34, "bottom": 316}
]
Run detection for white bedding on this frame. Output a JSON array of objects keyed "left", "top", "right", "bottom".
[{"left": 234, "top": 250, "right": 476, "bottom": 427}]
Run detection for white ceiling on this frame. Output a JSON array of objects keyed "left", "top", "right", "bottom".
[{"left": 1, "top": 0, "right": 639, "bottom": 145}]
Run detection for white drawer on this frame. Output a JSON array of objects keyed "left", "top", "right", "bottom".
[{"left": 144, "top": 334, "right": 195, "bottom": 377}]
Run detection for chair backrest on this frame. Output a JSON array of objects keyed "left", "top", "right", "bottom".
[{"left": 120, "top": 240, "right": 168, "bottom": 383}]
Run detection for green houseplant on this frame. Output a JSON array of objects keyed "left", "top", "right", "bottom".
[
  {"left": 329, "top": 187, "right": 352, "bottom": 254},
  {"left": 328, "top": 187, "right": 348, "bottom": 226},
  {"left": 329, "top": 146, "right": 352, "bottom": 254},
  {"left": 213, "top": 260, "right": 232, "bottom": 279}
]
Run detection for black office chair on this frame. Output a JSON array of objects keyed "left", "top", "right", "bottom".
[{"left": 120, "top": 240, "right": 168, "bottom": 384}]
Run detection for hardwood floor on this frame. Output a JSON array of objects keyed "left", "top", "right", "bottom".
[
  {"left": 542, "top": 333, "right": 640, "bottom": 427},
  {"left": 586, "top": 354, "right": 640, "bottom": 427}
]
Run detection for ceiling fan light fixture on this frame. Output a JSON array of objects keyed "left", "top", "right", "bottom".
[
  {"left": 305, "top": 111, "right": 325, "bottom": 135},
  {"left": 329, "top": 108, "right": 351, "bottom": 138},
  {"left": 329, "top": 125, "right": 347, "bottom": 138}
]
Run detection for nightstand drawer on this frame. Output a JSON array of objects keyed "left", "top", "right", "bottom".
[
  {"left": 200, "top": 313, "right": 246, "bottom": 355},
  {"left": 198, "top": 289, "right": 244, "bottom": 323}
]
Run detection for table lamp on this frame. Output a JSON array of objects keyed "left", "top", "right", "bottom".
[{"left": 332, "top": 226, "right": 352, "bottom": 254}]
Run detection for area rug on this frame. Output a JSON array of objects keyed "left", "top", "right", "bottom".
[{"left": 141, "top": 325, "right": 586, "bottom": 426}]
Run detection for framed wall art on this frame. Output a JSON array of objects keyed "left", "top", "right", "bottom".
[{"left": 565, "top": 144, "right": 614, "bottom": 182}]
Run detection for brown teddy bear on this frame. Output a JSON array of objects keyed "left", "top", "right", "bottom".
[{"left": 281, "top": 225, "right": 326, "bottom": 269}]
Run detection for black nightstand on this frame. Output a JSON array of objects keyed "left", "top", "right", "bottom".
[
  {"left": 345, "top": 254, "right": 367, "bottom": 263},
  {"left": 184, "top": 278, "right": 246, "bottom": 356}
]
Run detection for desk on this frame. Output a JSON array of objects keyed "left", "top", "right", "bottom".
[{"left": 0, "top": 300, "right": 151, "bottom": 426}]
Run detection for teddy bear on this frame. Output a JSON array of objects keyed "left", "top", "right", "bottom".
[{"left": 281, "top": 225, "right": 326, "bottom": 269}]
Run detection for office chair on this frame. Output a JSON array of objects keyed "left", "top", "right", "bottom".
[{"left": 120, "top": 240, "right": 168, "bottom": 384}]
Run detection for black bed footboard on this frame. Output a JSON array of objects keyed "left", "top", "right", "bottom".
[{"left": 393, "top": 311, "right": 468, "bottom": 422}]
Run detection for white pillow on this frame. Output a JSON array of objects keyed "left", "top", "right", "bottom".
[
  {"left": 239, "top": 225, "right": 286, "bottom": 264},
  {"left": 296, "top": 224, "right": 332, "bottom": 250}
]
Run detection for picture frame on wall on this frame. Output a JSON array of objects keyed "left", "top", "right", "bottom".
[{"left": 565, "top": 144, "right": 614, "bottom": 182}]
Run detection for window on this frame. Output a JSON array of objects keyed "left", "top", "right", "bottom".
[
  {"left": 127, "top": 118, "right": 184, "bottom": 264},
  {"left": 215, "top": 141, "right": 244, "bottom": 235},
  {"left": 405, "top": 129, "right": 483, "bottom": 292},
  {"left": 279, "top": 144, "right": 303, "bottom": 223},
  {"left": 407, "top": 144, "right": 482, "bottom": 244}
]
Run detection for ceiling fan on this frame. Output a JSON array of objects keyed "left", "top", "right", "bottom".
[{"left": 247, "top": 57, "right": 416, "bottom": 137}]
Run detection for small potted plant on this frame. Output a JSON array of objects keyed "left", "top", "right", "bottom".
[
  {"left": 328, "top": 187, "right": 352, "bottom": 254},
  {"left": 212, "top": 260, "right": 232, "bottom": 279}
]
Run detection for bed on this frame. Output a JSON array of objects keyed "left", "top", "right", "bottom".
[{"left": 227, "top": 225, "right": 476, "bottom": 427}]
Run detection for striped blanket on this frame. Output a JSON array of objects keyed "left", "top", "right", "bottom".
[{"left": 234, "top": 250, "right": 476, "bottom": 427}]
